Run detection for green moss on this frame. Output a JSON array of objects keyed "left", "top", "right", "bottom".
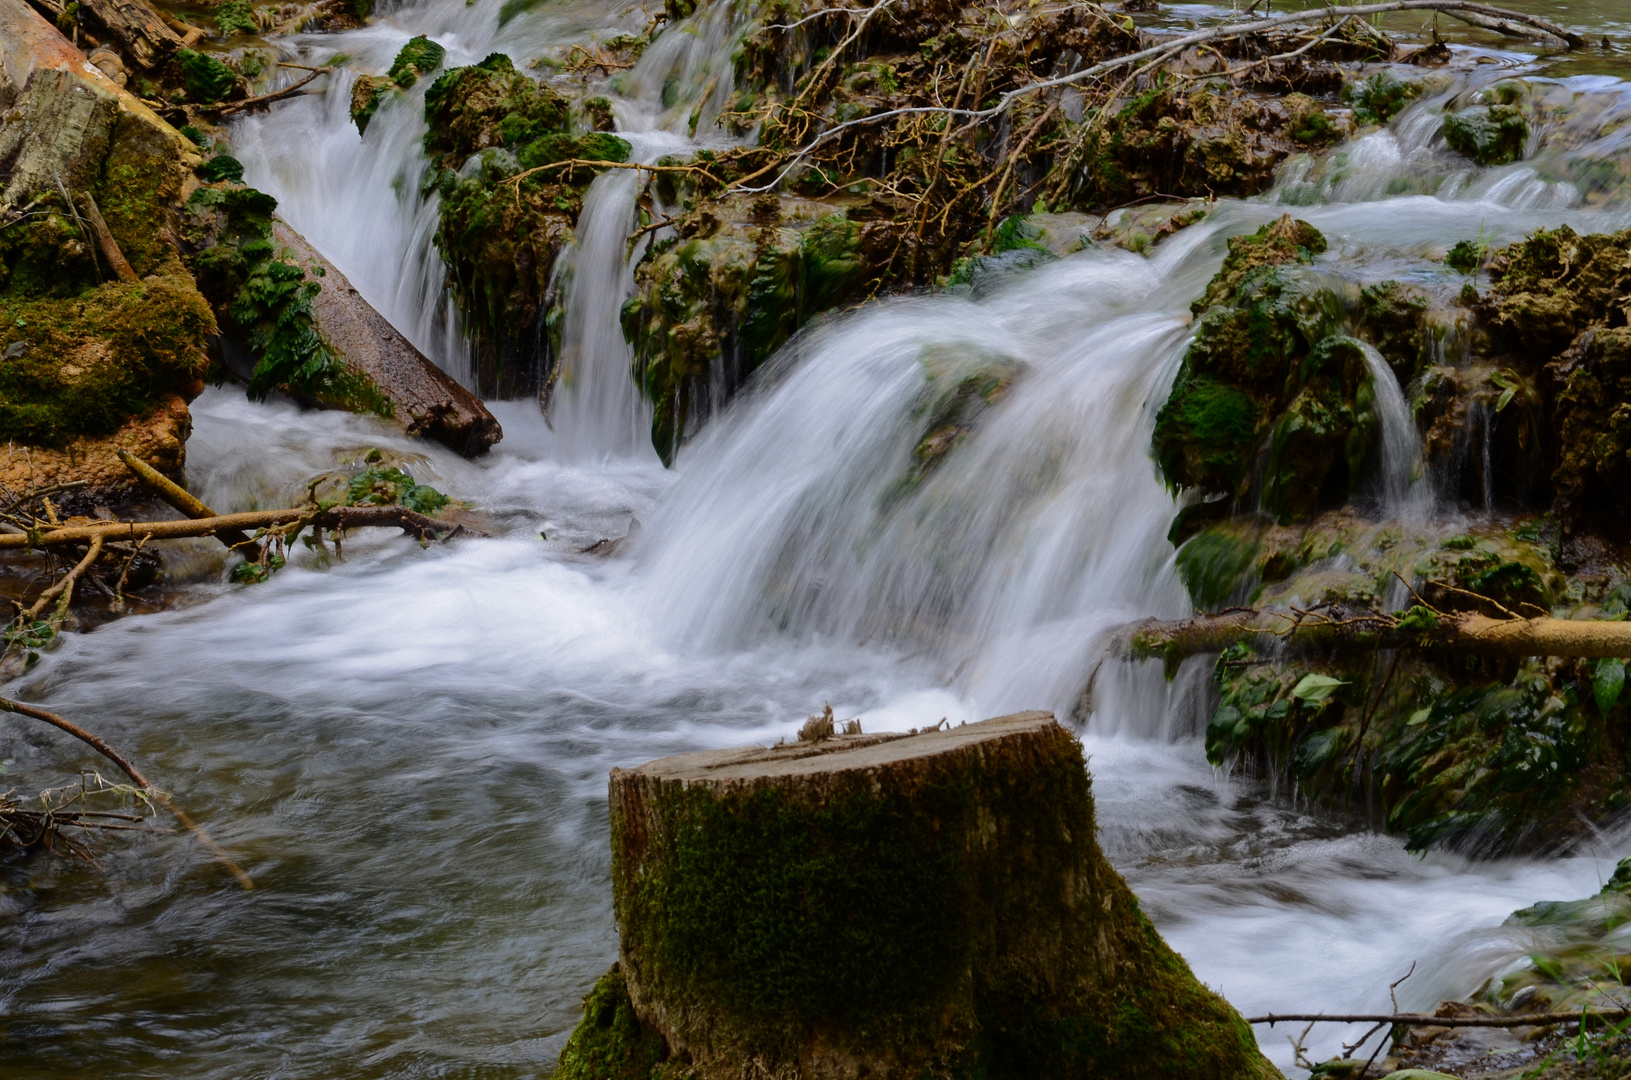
[
  {"left": 388, "top": 35, "right": 445, "bottom": 89},
  {"left": 1344, "top": 71, "right": 1421, "bottom": 127},
  {"left": 555, "top": 967, "right": 668, "bottom": 1080},
  {"left": 178, "top": 48, "right": 238, "bottom": 104},
  {"left": 1176, "top": 527, "right": 1260, "bottom": 610},
  {"left": 0, "top": 273, "right": 213, "bottom": 445},
  {"left": 1445, "top": 239, "right": 1483, "bottom": 274},
  {"left": 1153, "top": 374, "right": 1263, "bottom": 498},
  {"left": 198, "top": 154, "right": 244, "bottom": 183},
  {"left": 1442, "top": 104, "right": 1528, "bottom": 166},
  {"left": 215, "top": 0, "right": 256, "bottom": 35}
]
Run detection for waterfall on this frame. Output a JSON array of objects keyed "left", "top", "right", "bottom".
[
  {"left": 548, "top": 169, "right": 651, "bottom": 458},
  {"left": 1358, "top": 340, "right": 1431, "bottom": 518}
]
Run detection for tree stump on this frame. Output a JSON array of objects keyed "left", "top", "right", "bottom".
[{"left": 559, "top": 711, "right": 1278, "bottom": 1080}]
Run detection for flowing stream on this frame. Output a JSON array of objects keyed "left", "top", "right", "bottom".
[{"left": 7, "top": 1, "right": 1631, "bottom": 1077}]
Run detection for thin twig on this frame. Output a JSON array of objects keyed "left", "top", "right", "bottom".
[{"left": 0, "top": 697, "right": 253, "bottom": 889}]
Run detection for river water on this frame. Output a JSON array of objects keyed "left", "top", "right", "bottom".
[{"left": 5, "top": 1, "right": 1631, "bottom": 1077}]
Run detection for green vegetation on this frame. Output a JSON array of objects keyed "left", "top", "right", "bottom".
[
  {"left": 1344, "top": 70, "right": 1421, "bottom": 126},
  {"left": 177, "top": 49, "right": 238, "bottom": 104},
  {"left": 1443, "top": 104, "right": 1528, "bottom": 167},
  {"left": 215, "top": 0, "right": 257, "bottom": 36}
]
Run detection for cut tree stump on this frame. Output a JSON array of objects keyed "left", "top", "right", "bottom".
[{"left": 561, "top": 711, "right": 1278, "bottom": 1080}]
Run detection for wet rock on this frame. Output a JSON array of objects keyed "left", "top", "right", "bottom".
[
  {"left": 350, "top": 35, "right": 445, "bottom": 134},
  {"left": 1154, "top": 216, "right": 1379, "bottom": 522},
  {"left": 1093, "top": 199, "right": 1209, "bottom": 254},
  {"left": 1343, "top": 68, "right": 1422, "bottom": 126},
  {"left": 1197, "top": 509, "right": 1631, "bottom": 856},
  {"left": 623, "top": 196, "right": 875, "bottom": 463},
  {"left": 583, "top": 711, "right": 1280, "bottom": 1079},
  {"left": 1442, "top": 103, "right": 1528, "bottom": 166}
]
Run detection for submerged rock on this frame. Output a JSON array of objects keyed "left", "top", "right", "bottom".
[{"left": 570, "top": 712, "right": 1279, "bottom": 1079}]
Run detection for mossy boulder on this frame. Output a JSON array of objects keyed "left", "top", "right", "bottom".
[
  {"left": 421, "top": 51, "right": 630, "bottom": 396},
  {"left": 1442, "top": 103, "right": 1528, "bottom": 167},
  {"left": 1344, "top": 70, "right": 1423, "bottom": 127},
  {"left": 0, "top": 27, "right": 215, "bottom": 489},
  {"left": 350, "top": 35, "right": 446, "bottom": 134},
  {"left": 591, "top": 712, "right": 1279, "bottom": 1079},
  {"left": 622, "top": 200, "right": 873, "bottom": 464},
  {"left": 1155, "top": 216, "right": 1381, "bottom": 522}
]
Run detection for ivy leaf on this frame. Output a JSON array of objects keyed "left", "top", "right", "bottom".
[
  {"left": 1594, "top": 658, "right": 1626, "bottom": 717},
  {"left": 1292, "top": 673, "right": 1348, "bottom": 703}
]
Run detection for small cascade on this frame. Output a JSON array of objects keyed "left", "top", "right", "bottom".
[
  {"left": 548, "top": 168, "right": 652, "bottom": 458},
  {"left": 1358, "top": 340, "right": 1432, "bottom": 518}
]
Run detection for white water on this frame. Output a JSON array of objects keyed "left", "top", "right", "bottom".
[{"left": 11, "top": 5, "right": 1631, "bottom": 1078}]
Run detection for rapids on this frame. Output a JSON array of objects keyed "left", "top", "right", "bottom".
[{"left": 6, "top": 1, "right": 1631, "bottom": 1077}]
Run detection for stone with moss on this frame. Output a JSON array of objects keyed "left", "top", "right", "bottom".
[
  {"left": 1442, "top": 103, "right": 1527, "bottom": 167},
  {"left": 420, "top": 51, "right": 630, "bottom": 396},
  {"left": 587, "top": 711, "right": 1279, "bottom": 1079},
  {"left": 1195, "top": 510, "right": 1631, "bottom": 856},
  {"left": 1343, "top": 70, "right": 1422, "bottom": 127},
  {"left": 623, "top": 199, "right": 873, "bottom": 464},
  {"left": 351, "top": 36, "right": 447, "bottom": 135}
]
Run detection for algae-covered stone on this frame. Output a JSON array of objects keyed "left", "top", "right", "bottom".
[
  {"left": 623, "top": 200, "right": 872, "bottom": 464},
  {"left": 351, "top": 36, "right": 447, "bottom": 135},
  {"left": 421, "top": 51, "right": 630, "bottom": 396},
  {"left": 1442, "top": 104, "right": 1528, "bottom": 167},
  {"left": 1344, "top": 70, "right": 1422, "bottom": 127},
  {"left": 594, "top": 712, "right": 1279, "bottom": 1079},
  {"left": 1155, "top": 216, "right": 1377, "bottom": 522}
]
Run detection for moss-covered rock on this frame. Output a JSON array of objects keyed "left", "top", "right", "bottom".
[
  {"left": 1343, "top": 69, "right": 1422, "bottom": 127},
  {"left": 0, "top": 39, "right": 215, "bottom": 488},
  {"left": 421, "top": 51, "right": 630, "bottom": 396},
  {"left": 350, "top": 35, "right": 446, "bottom": 134},
  {"left": 1154, "top": 216, "right": 1381, "bottom": 522},
  {"left": 598, "top": 712, "right": 1279, "bottom": 1079},
  {"left": 622, "top": 199, "right": 874, "bottom": 463},
  {"left": 1442, "top": 103, "right": 1528, "bottom": 167}
]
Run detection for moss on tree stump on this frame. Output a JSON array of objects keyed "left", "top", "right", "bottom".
[{"left": 562, "top": 711, "right": 1278, "bottom": 1079}]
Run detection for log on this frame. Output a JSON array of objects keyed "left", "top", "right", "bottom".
[
  {"left": 571, "top": 712, "right": 1278, "bottom": 1079},
  {"left": 0, "top": 504, "right": 469, "bottom": 549},
  {"left": 1114, "top": 609, "right": 1631, "bottom": 665},
  {"left": 268, "top": 220, "right": 502, "bottom": 457},
  {"left": 75, "top": 0, "right": 181, "bottom": 71}
]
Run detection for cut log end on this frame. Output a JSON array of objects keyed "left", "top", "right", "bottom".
[{"left": 583, "top": 711, "right": 1277, "bottom": 1080}]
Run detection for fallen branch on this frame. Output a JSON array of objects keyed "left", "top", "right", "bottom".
[
  {"left": 1114, "top": 605, "right": 1631, "bottom": 664},
  {"left": 1251, "top": 1009, "right": 1629, "bottom": 1029},
  {"left": 0, "top": 697, "right": 252, "bottom": 888},
  {"left": 0, "top": 504, "right": 473, "bottom": 550},
  {"left": 76, "top": 193, "right": 136, "bottom": 282},
  {"left": 117, "top": 450, "right": 255, "bottom": 551},
  {"left": 24, "top": 534, "right": 101, "bottom": 621},
  {"left": 211, "top": 66, "right": 328, "bottom": 116}
]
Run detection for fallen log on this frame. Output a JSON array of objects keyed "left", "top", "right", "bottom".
[
  {"left": 267, "top": 220, "right": 502, "bottom": 457},
  {"left": 574, "top": 711, "right": 1280, "bottom": 1079},
  {"left": 1113, "top": 607, "right": 1631, "bottom": 665},
  {"left": 76, "top": 0, "right": 182, "bottom": 70},
  {"left": 0, "top": 504, "right": 471, "bottom": 550},
  {"left": 1250, "top": 1009, "right": 1629, "bottom": 1029}
]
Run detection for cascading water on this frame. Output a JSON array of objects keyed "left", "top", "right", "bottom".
[{"left": 11, "top": 3, "right": 1631, "bottom": 1077}]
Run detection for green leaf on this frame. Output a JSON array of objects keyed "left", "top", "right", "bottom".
[
  {"left": 1408, "top": 708, "right": 1432, "bottom": 726},
  {"left": 1292, "top": 673, "right": 1348, "bottom": 702},
  {"left": 1495, "top": 386, "right": 1515, "bottom": 412},
  {"left": 1594, "top": 658, "right": 1626, "bottom": 717}
]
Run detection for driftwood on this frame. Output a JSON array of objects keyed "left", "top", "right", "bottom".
[
  {"left": 1114, "top": 606, "right": 1631, "bottom": 664},
  {"left": 76, "top": 0, "right": 181, "bottom": 70},
  {"left": 0, "top": 504, "right": 472, "bottom": 550}
]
